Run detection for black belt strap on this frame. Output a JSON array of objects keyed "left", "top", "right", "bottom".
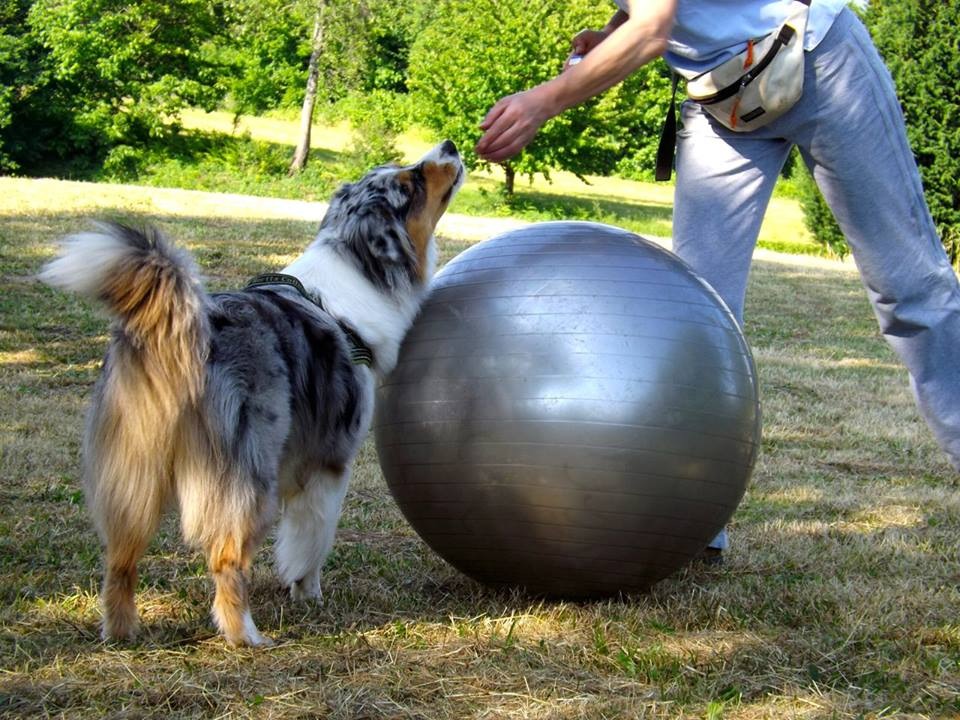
[{"left": 655, "top": 72, "right": 680, "bottom": 182}]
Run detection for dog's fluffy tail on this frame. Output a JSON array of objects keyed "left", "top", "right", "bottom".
[
  {"left": 41, "top": 221, "right": 209, "bottom": 399},
  {"left": 41, "top": 222, "right": 209, "bottom": 480},
  {"left": 42, "top": 223, "right": 211, "bottom": 640}
]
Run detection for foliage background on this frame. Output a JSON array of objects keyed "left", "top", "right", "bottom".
[
  {"left": 407, "top": 0, "right": 673, "bottom": 190},
  {"left": 0, "top": 0, "right": 958, "bottom": 259},
  {"left": 865, "top": 0, "right": 960, "bottom": 264}
]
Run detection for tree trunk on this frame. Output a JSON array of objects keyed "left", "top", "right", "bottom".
[
  {"left": 504, "top": 163, "right": 515, "bottom": 196},
  {"left": 289, "top": 9, "right": 324, "bottom": 175}
]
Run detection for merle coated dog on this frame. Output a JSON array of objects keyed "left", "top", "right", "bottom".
[{"left": 40, "top": 141, "right": 464, "bottom": 646}]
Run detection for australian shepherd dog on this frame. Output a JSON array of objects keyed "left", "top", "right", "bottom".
[{"left": 40, "top": 141, "right": 464, "bottom": 646}]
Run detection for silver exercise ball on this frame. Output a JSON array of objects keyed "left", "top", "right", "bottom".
[{"left": 374, "top": 221, "right": 760, "bottom": 598}]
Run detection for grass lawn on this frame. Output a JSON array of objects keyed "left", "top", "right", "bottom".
[{"left": 0, "top": 177, "right": 958, "bottom": 718}]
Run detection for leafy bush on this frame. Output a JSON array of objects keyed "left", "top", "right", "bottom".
[
  {"left": 795, "top": 162, "right": 848, "bottom": 260},
  {"left": 101, "top": 145, "right": 150, "bottom": 181},
  {"left": 332, "top": 90, "right": 416, "bottom": 136},
  {"left": 341, "top": 119, "right": 403, "bottom": 182},
  {"left": 0, "top": 0, "right": 225, "bottom": 174},
  {"left": 0, "top": 0, "right": 85, "bottom": 174},
  {"left": 214, "top": 0, "right": 311, "bottom": 115},
  {"left": 109, "top": 130, "right": 343, "bottom": 199},
  {"left": 865, "top": 0, "right": 960, "bottom": 264},
  {"left": 338, "top": 93, "right": 405, "bottom": 180},
  {"left": 29, "top": 0, "right": 224, "bottom": 134}
]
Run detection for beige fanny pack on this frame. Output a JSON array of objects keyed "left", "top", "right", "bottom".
[{"left": 683, "top": 0, "right": 811, "bottom": 131}]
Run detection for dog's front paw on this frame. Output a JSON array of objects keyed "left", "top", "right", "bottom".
[
  {"left": 223, "top": 613, "right": 275, "bottom": 648},
  {"left": 225, "top": 629, "right": 275, "bottom": 648},
  {"left": 289, "top": 574, "right": 323, "bottom": 603}
]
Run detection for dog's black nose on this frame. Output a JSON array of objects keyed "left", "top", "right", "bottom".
[{"left": 440, "top": 139, "right": 458, "bottom": 157}]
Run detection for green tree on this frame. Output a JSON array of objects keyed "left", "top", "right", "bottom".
[
  {"left": 358, "top": 0, "right": 434, "bottom": 95},
  {"left": 0, "top": 0, "right": 33, "bottom": 170},
  {"left": 216, "top": 0, "right": 311, "bottom": 114},
  {"left": 865, "top": 0, "right": 960, "bottom": 264},
  {"left": 287, "top": 0, "right": 381, "bottom": 172},
  {"left": 408, "top": 0, "right": 672, "bottom": 193},
  {"left": 286, "top": 0, "right": 431, "bottom": 172},
  {"left": 0, "top": 0, "right": 80, "bottom": 173},
  {"left": 24, "top": 0, "right": 224, "bottom": 171}
]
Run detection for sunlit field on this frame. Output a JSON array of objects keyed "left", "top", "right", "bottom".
[
  {"left": 0, "top": 177, "right": 957, "bottom": 718},
  {"left": 174, "top": 109, "right": 815, "bottom": 257}
]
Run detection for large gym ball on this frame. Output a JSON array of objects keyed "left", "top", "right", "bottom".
[{"left": 374, "top": 221, "right": 760, "bottom": 598}]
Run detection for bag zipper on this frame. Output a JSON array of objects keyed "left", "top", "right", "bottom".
[{"left": 692, "top": 23, "right": 798, "bottom": 105}]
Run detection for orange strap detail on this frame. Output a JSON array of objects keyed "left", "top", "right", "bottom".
[
  {"left": 729, "top": 97, "right": 741, "bottom": 129},
  {"left": 743, "top": 39, "right": 754, "bottom": 69}
]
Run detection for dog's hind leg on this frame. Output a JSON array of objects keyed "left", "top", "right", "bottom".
[
  {"left": 206, "top": 527, "right": 272, "bottom": 647},
  {"left": 87, "top": 420, "right": 168, "bottom": 642},
  {"left": 99, "top": 512, "right": 160, "bottom": 642},
  {"left": 183, "top": 484, "right": 273, "bottom": 646},
  {"left": 95, "top": 478, "right": 165, "bottom": 641},
  {"left": 275, "top": 466, "right": 350, "bottom": 602},
  {"left": 177, "top": 450, "right": 275, "bottom": 646}
]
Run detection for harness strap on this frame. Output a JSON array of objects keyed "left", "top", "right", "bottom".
[{"left": 246, "top": 273, "right": 374, "bottom": 368}]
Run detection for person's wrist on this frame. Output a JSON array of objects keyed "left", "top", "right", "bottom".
[{"left": 530, "top": 82, "right": 564, "bottom": 122}]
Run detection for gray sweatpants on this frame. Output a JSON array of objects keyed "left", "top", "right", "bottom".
[{"left": 672, "top": 9, "right": 960, "bottom": 549}]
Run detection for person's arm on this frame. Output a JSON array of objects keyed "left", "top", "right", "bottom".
[
  {"left": 475, "top": 0, "right": 677, "bottom": 163},
  {"left": 566, "top": 8, "right": 631, "bottom": 69}
]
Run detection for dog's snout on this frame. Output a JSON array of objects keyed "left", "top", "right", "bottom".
[{"left": 440, "top": 139, "right": 458, "bottom": 157}]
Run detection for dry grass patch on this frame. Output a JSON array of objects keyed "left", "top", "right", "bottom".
[{"left": 1, "top": 178, "right": 958, "bottom": 719}]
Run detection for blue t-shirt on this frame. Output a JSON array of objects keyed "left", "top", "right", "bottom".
[{"left": 614, "top": 0, "right": 850, "bottom": 74}]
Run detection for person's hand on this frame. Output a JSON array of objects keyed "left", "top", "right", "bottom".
[
  {"left": 475, "top": 86, "right": 555, "bottom": 163},
  {"left": 565, "top": 28, "right": 609, "bottom": 69}
]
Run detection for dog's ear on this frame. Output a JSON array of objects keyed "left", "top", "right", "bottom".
[{"left": 321, "top": 186, "right": 418, "bottom": 290}]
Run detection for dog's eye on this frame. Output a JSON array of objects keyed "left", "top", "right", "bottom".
[{"left": 398, "top": 170, "right": 420, "bottom": 195}]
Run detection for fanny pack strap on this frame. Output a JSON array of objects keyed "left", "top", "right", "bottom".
[
  {"left": 655, "top": 72, "right": 680, "bottom": 182},
  {"left": 654, "top": 0, "right": 810, "bottom": 178}
]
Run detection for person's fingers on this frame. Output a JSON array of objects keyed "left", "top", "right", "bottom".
[
  {"left": 478, "top": 98, "right": 509, "bottom": 131},
  {"left": 481, "top": 125, "right": 526, "bottom": 158},
  {"left": 476, "top": 90, "right": 546, "bottom": 161},
  {"left": 477, "top": 97, "right": 525, "bottom": 153},
  {"left": 476, "top": 126, "right": 519, "bottom": 161},
  {"left": 481, "top": 140, "right": 525, "bottom": 163},
  {"left": 478, "top": 120, "right": 537, "bottom": 162},
  {"left": 478, "top": 104, "right": 525, "bottom": 149},
  {"left": 571, "top": 29, "right": 607, "bottom": 58},
  {"left": 476, "top": 102, "right": 512, "bottom": 155},
  {"left": 476, "top": 124, "right": 503, "bottom": 155},
  {"left": 571, "top": 28, "right": 594, "bottom": 53},
  {"left": 484, "top": 131, "right": 535, "bottom": 162}
]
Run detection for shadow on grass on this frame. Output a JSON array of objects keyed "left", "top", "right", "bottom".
[
  {"left": 155, "top": 128, "right": 343, "bottom": 171},
  {"left": 1, "top": 510, "right": 956, "bottom": 718},
  {"left": 509, "top": 189, "right": 671, "bottom": 226}
]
